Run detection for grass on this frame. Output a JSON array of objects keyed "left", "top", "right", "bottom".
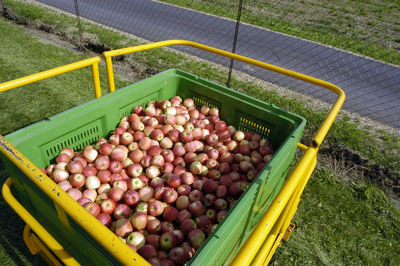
[
  {"left": 158, "top": 0, "right": 400, "bottom": 66},
  {"left": 273, "top": 167, "right": 400, "bottom": 264},
  {"left": 0, "top": 2, "right": 399, "bottom": 265}
]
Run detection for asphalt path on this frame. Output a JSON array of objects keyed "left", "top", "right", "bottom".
[{"left": 37, "top": 0, "right": 400, "bottom": 128}]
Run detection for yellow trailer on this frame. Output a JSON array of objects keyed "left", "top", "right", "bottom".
[{"left": 0, "top": 40, "right": 344, "bottom": 265}]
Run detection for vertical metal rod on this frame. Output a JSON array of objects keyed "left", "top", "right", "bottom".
[
  {"left": 74, "top": 0, "right": 84, "bottom": 51},
  {"left": 227, "top": 0, "right": 244, "bottom": 88}
]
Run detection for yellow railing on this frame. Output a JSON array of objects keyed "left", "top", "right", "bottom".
[
  {"left": 0, "top": 57, "right": 103, "bottom": 98},
  {"left": 0, "top": 40, "right": 345, "bottom": 265}
]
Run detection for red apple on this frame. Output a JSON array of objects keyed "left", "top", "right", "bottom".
[
  {"left": 163, "top": 206, "right": 179, "bottom": 222},
  {"left": 189, "top": 201, "right": 205, "bottom": 217},
  {"left": 130, "top": 212, "right": 148, "bottom": 230},
  {"left": 84, "top": 202, "right": 100, "bottom": 217},
  {"left": 100, "top": 199, "right": 116, "bottom": 215},
  {"left": 160, "top": 232, "right": 177, "bottom": 250},
  {"left": 163, "top": 188, "right": 178, "bottom": 204},
  {"left": 148, "top": 200, "right": 164, "bottom": 217},
  {"left": 124, "top": 189, "right": 140, "bottom": 206},
  {"left": 188, "top": 229, "right": 205, "bottom": 249},
  {"left": 113, "top": 203, "right": 131, "bottom": 219},
  {"left": 115, "top": 218, "right": 133, "bottom": 237}
]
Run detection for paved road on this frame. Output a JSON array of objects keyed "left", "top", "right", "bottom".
[{"left": 38, "top": 0, "right": 400, "bottom": 128}]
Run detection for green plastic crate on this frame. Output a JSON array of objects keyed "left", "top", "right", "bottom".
[{"left": 1, "top": 69, "right": 306, "bottom": 265}]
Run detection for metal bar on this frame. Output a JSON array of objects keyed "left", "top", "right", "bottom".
[
  {"left": 2, "top": 178, "right": 79, "bottom": 266},
  {"left": 23, "top": 225, "right": 64, "bottom": 266},
  {"left": 73, "top": 0, "right": 84, "bottom": 51},
  {"left": 0, "top": 57, "right": 101, "bottom": 98},
  {"left": 227, "top": 0, "right": 243, "bottom": 88},
  {"left": 253, "top": 155, "right": 317, "bottom": 265}
]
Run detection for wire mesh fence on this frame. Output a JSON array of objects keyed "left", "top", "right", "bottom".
[{"left": 4, "top": 0, "right": 400, "bottom": 128}]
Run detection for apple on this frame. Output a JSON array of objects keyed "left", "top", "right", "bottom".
[
  {"left": 216, "top": 185, "right": 228, "bottom": 198},
  {"left": 204, "top": 193, "right": 216, "bottom": 207},
  {"left": 126, "top": 231, "right": 145, "bottom": 250},
  {"left": 126, "top": 161, "right": 143, "bottom": 176},
  {"left": 180, "top": 172, "right": 194, "bottom": 185},
  {"left": 113, "top": 203, "right": 131, "bottom": 219},
  {"left": 136, "top": 202, "right": 148, "bottom": 214},
  {"left": 195, "top": 214, "right": 210, "bottom": 229},
  {"left": 190, "top": 161, "right": 203, "bottom": 175},
  {"left": 177, "top": 184, "right": 191, "bottom": 196},
  {"left": 139, "top": 186, "right": 154, "bottom": 202},
  {"left": 109, "top": 187, "right": 124, "bottom": 202},
  {"left": 123, "top": 189, "right": 140, "bottom": 206},
  {"left": 161, "top": 221, "right": 174, "bottom": 233},
  {"left": 180, "top": 218, "right": 197, "bottom": 234},
  {"left": 205, "top": 209, "right": 217, "bottom": 223},
  {"left": 160, "top": 232, "right": 177, "bottom": 250},
  {"left": 203, "top": 179, "right": 218, "bottom": 193},
  {"left": 67, "top": 188, "right": 82, "bottom": 201},
  {"left": 150, "top": 177, "right": 164, "bottom": 188},
  {"left": 167, "top": 174, "right": 181, "bottom": 188},
  {"left": 67, "top": 161, "right": 83, "bottom": 174},
  {"left": 147, "top": 219, "right": 162, "bottom": 234},
  {"left": 139, "top": 244, "right": 157, "bottom": 260},
  {"left": 153, "top": 185, "right": 166, "bottom": 201},
  {"left": 53, "top": 169, "right": 69, "bottom": 183},
  {"left": 163, "top": 206, "right": 179, "bottom": 222},
  {"left": 146, "top": 234, "right": 160, "bottom": 248},
  {"left": 188, "top": 229, "right": 205, "bottom": 249},
  {"left": 189, "top": 201, "right": 205, "bottom": 217},
  {"left": 127, "top": 177, "right": 145, "bottom": 190},
  {"left": 148, "top": 200, "right": 164, "bottom": 217},
  {"left": 130, "top": 212, "right": 148, "bottom": 230},
  {"left": 100, "top": 199, "right": 116, "bottom": 215},
  {"left": 188, "top": 190, "right": 203, "bottom": 202},
  {"left": 83, "top": 202, "right": 100, "bottom": 217},
  {"left": 113, "top": 180, "right": 128, "bottom": 192},
  {"left": 129, "top": 150, "right": 144, "bottom": 163},
  {"left": 82, "top": 189, "right": 97, "bottom": 202},
  {"left": 214, "top": 198, "right": 228, "bottom": 211},
  {"left": 83, "top": 148, "right": 98, "bottom": 162},
  {"left": 109, "top": 160, "right": 123, "bottom": 174},
  {"left": 85, "top": 176, "right": 100, "bottom": 190},
  {"left": 57, "top": 180, "right": 72, "bottom": 192},
  {"left": 68, "top": 174, "right": 85, "bottom": 189},
  {"left": 169, "top": 247, "right": 186, "bottom": 265},
  {"left": 163, "top": 188, "right": 178, "bottom": 204},
  {"left": 176, "top": 195, "right": 189, "bottom": 210},
  {"left": 60, "top": 147, "right": 74, "bottom": 159},
  {"left": 97, "top": 213, "right": 112, "bottom": 227}
]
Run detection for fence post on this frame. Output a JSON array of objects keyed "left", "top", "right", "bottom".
[
  {"left": 227, "top": 0, "right": 243, "bottom": 88},
  {"left": 73, "top": 0, "right": 84, "bottom": 51}
]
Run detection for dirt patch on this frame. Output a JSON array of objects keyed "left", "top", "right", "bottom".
[{"left": 320, "top": 145, "right": 400, "bottom": 196}]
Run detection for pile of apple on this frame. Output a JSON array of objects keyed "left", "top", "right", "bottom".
[{"left": 43, "top": 96, "right": 274, "bottom": 265}]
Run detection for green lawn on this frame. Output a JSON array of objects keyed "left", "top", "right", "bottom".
[{"left": 0, "top": 4, "right": 399, "bottom": 265}]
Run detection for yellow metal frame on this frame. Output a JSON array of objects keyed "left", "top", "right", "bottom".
[{"left": 0, "top": 40, "right": 345, "bottom": 265}]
